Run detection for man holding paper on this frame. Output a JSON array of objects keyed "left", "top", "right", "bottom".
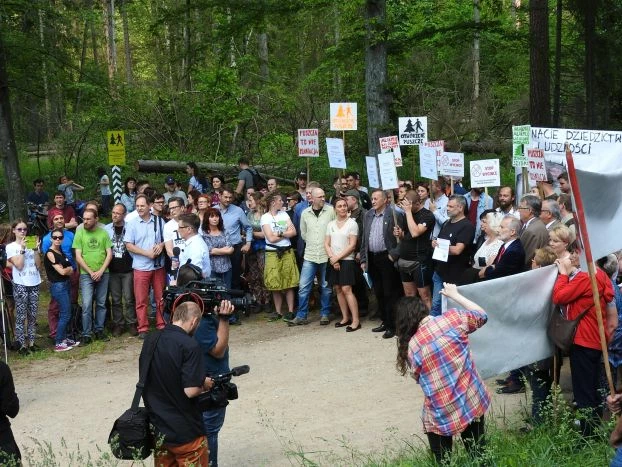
[{"left": 430, "top": 195, "right": 474, "bottom": 316}]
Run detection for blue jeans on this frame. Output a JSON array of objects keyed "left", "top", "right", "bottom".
[
  {"left": 612, "top": 448, "right": 622, "bottom": 467},
  {"left": 430, "top": 271, "right": 444, "bottom": 317},
  {"left": 203, "top": 407, "right": 227, "bottom": 467},
  {"left": 50, "top": 281, "right": 71, "bottom": 345},
  {"left": 296, "top": 260, "right": 331, "bottom": 319},
  {"left": 80, "top": 273, "right": 109, "bottom": 337}
]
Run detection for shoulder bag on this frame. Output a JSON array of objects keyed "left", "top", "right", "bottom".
[{"left": 547, "top": 306, "right": 589, "bottom": 353}]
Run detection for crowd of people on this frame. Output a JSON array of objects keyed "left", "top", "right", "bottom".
[{"left": 3, "top": 160, "right": 622, "bottom": 464}]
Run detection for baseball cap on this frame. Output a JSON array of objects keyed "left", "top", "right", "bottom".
[
  {"left": 165, "top": 176, "right": 176, "bottom": 185},
  {"left": 344, "top": 189, "right": 360, "bottom": 200},
  {"left": 297, "top": 171, "right": 307, "bottom": 180}
]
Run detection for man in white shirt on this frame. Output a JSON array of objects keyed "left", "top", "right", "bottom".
[
  {"left": 177, "top": 214, "right": 210, "bottom": 280},
  {"left": 164, "top": 196, "right": 187, "bottom": 281}
]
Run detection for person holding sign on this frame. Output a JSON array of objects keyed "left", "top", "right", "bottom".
[
  {"left": 430, "top": 196, "right": 475, "bottom": 317},
  {"left": 360, "top": 189, "right": 405, "bottom": 339},
  {"left": 428, "top": 179, "right": 449, "bottom": 238}
]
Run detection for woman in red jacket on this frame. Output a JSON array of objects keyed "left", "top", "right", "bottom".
[{"left": 553, "top": 241, "right": 617, "bottom": 437}]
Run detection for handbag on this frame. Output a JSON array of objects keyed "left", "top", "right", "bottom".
[
  {"left": 547, "top": 306, "right": 589, "bottom": 353},
  {"left": 397, "top": 258, "right": 420, "bottom": 275},
  {"left": 108, "top": 332, "right": 162, "bottom": 460}
]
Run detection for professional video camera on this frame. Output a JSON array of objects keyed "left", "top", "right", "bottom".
[
  {"left": 163, "top": 278, "right": 255, "bottom": 317},
  {"left": 197, "top": 365, "right": 250, "bottom": 411}
]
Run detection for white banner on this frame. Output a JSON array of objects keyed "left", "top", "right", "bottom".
[
  {"left": 297, "top": 129, "right": 320, "bottom": 157},
  {"left": 470, "top": 159, "right": 500, "bottom": 188},
  {"left": 530, "top": 127, "right": 622, "bottom": 165},
  {"left": 439, "top": 152, "right": 464, "bottom": 177},
  {"left": 366, "top": 156, "right": 380, "bottom": 189},
  {"left": 444, "top": 265, "right": 557, "bottom": 379},
  {"left": 378, "top": 152, "right": 399, "bottom": 190},
  {"left": 398, "top": 117, "right": 427, "bottom": 145},
  {"left": 326, "top": 138, "right": 346, "bottom": 169}
]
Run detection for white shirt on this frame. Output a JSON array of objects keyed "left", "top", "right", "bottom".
[
  {"left": 179, "top": 234, "right": 211, "bottom": 278},
  {"left": 7, "top": 242, "right": 41, "bottom": 286},
  {"left": 164, "top": 219, "right": 186, "bottom": 252},
  {"left": 325, "top": 218, "right": 358, "bottom": 260}
]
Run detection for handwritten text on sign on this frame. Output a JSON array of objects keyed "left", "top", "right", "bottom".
[
  {"left": 527, "top": 149, "right": 547, "bottom": 181},
  {"left": 379, "top": 135, "right": 402, "bottom": 167},
  {"left": 470, "top": 159, "right": 500, "bottom": 188},
  {"left": 439, "top": 152, "right": 464, "bottom": 177},
  {"left": 297, "top": 129, "right": 320, "bottom": 157}
]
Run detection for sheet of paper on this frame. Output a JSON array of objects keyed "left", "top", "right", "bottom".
[{"left": 432, "top": 238, "right": 450, "bottom": 262}]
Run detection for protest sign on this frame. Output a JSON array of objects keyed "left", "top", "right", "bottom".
[
  {"left": 419, "top": 145, "right": 438, "bottom": 180},
  {"left": 377, "top": 152, "right": 399, "bottom": 190},
  {"left": 330, "top": 103, "right": 357, "bottom": 131},
  {"left": 326, "top": 138, "right": 346, "bottom": 169},
  {"left": 470, "top": 159, "right": 500, "bottom": 187},
  {"left": 379, "top": 135, "right": 402, "bottom": 167},
  {"left": 512, "top": 125, "right": 530, "bottom": 167},
  {"left": 297, "top": 129, "right": 320, "bottom": 157},
  {"left": 439, "top": 152, "right": 464, "bottom": 177},
  {"left": 398, "top": 117, "right": 427, "bottom": 145},
  {"left": 366, "top": 156, "right": 380, "bottom": 188},
  {"left": 422, "top": 140, "right": 444, "bottom": 168},
  {"left": 530, "top": 127, "right": 622, "bottom": 164},
  {"left": 527, "top": 149, "right": 547, "bottom": 182}
]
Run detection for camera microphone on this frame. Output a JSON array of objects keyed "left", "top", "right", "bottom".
[{"left": 230, "top": 365, "right": 250, "bottom": 377}]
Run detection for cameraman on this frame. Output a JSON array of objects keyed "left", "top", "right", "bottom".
[{"left": 195, "top": 299, "right": 235, "bottom": 467}]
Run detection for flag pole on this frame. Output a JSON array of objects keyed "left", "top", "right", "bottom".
[{"left": 565, "top": 144, "right": 615, "bottom": 396}]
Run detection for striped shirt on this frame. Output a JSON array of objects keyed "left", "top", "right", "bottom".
[
  {"left": 368, "top": 210, "right": 385, "bottom": 253},
  {"left": 408, "top": 308, "right": 491, "bottom": 436}
]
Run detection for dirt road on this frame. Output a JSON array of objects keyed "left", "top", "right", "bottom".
[{"left": 10, "top": 316, "right": 523, "bottom": 466}]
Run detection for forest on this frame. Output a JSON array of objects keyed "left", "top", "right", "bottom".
[{"left": 0, "top": 0, "right": 621, "bottom": 217}]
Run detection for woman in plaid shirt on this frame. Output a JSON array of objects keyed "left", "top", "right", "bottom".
[{"left": 396, "top": 283, "right": 490, "bottom": 464}]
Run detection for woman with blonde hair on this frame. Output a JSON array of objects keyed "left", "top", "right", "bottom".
[{"left": 548, "top": 224, "right": 575, "bottom": 260}]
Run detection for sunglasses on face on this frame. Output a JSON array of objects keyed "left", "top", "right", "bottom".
[
  {"left": 15, "top": 228, "right": 27, "bottom": 232},
  {"left": 52, "top": 235, "right": 64, "bottom": 240}
]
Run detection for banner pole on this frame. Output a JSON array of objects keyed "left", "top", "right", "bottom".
[
  {"left": 450, "top": 176, "right": 454, "bottom": 196},
  {"left": 565, "top": 145, "right": 615, "bottom": 397},
  {"left": 389, "top": 189, "right": 400, "bottom": 244},
  {"left": 307, "top": 158, "right": 310, "bottom": 185}
]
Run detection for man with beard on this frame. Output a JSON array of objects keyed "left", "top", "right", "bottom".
[{"left": 495, "top": 186, "right": 520, "bottom": 219}]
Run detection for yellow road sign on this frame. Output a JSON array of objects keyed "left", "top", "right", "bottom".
[{"left": 107, "top": 130, "right": 126, "bottom": 166}]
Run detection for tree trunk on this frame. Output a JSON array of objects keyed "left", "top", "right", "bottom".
[
  {"left": 181, "top": 0, "right": 191, "bottom": 90},
  {"left": 365, "top": 0, "right": 389, "bottom": 157},
  {"left": 38, "top": 7, "right": 52, "bottom": 140},
  {"left": 333, "top": 1, "right": 341, "bottom": 94},
  {"left": 258, "top": 32, "right": 269, "bottom": 82},
  {"left": 529, "top": 0, "right": 551, "bottom": 126},
  {"left": 0, "top": 35, "right": 27, "bottom": 220},
  {"left": 88, "top": 0, "right": 100, "bottom": 65},
  {"left": 553, "top": 0, "right": 562, "bottom": 126},
  {"left": 583, "top": 3, "right": 596, "bottom": 128},
  {"left": 75, "top": 19, "right": 89, "bottom": 113},
  {"left": 120, "top": 0, "right": 133, "bottom": 85},
  {"left": 103, "top": 0, "right": 117, "bottom": 83},
  {"left": 473, "top": 0, "right": 480, "bottom": 106}
]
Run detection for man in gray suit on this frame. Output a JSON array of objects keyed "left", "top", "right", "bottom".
[
  {"left": 518, "top": 194, "right": 550, "bottom": 269},
  {"left": 540, "top": 199, "right": 562, "bottom": 231},
  {"left": 360, "top": 189, "right": 405, "bottom": 339}
]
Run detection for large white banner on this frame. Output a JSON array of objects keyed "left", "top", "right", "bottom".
[
  {"left": 530, "top": 127, "right": 622, "bottom": 164},
  {"left": 444, "top": 266, "right": 557, "bottom": 379}
]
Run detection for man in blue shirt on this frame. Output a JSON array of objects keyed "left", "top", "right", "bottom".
[
  {"left": 217, "top": 187, "right": 252, "bottom": 291},
  {"left": 26, "top": 179, "right": 49, "bottom": 206}
]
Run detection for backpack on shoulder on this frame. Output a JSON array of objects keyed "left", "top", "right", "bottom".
[{"left": 245, "top": 168, "right": 267, "bottom": 190}]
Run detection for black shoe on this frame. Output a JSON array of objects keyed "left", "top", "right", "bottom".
[
  {"left": 346, "top": 324, "right": 362, "bottom": 333},
  {"left": 81, "top": 336, "right": 93, "bottom": 345},
  {"left": 335, "top": 320, "right": 352, "bottom": 328},
  {"left": 17, "top": 346, "right": 30, "bottom": 356},
  {"left": 95, "top": 331, "right": 110, "bottom": 342},
  {"left": 371, "top": 324, "right": 386, "bottom": 333},
  {"left": 29, "top": 344, "right": 43, "bottom": 352},
  {"left": 497, "top": 383, "right": 525, "bottom": 394},
  {"left": 382, "top": 329, "right": 395, "bottom": 339}
]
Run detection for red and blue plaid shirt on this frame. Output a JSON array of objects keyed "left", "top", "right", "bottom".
[{"left": 408, "top": 308, "right": 491, "bottom": 436}]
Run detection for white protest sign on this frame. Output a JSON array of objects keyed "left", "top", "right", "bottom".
[
  {"left": 422, "top": 140, "right": 444, "bottom": 167},
  {"left": 377, "top": 152, "right": 399, "bottom": 190},
  {"left": 379, "top": 135, "right": 402, "bottom": 167},
  {"left": 470, "top": 159, "right": 500, "bottom": 188},
  {"left": 398, "top": 117, "right": 427, "bottom": 145},
  {"left": 419, "top": 145, "right": 438, "bottom": 180},
  {"left": 439, "top": 152, "right": 464, "bottom": 177},
  {"left": 366, "top": 156, "right": 380, "bottom": 188},
  {"left": 297, "top": 129, "right": 320, "bottom": 157},
  {"left": 527, "top": 149, "right": 547, "bottom": 182},
  {"left": 512, "top": 125, "right": 530, "bottom": 168},
  {"left": 330, "top": 103, "right": 357, "bottom": 131},
  {"left": 326, "top": 138, "right": 346, "bottom": 169},
  {"left": 530, "top": 127, "right": 622, "bottom": 164}
]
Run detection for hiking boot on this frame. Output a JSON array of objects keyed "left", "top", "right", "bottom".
[
  {"left": 111, "top": 325, "right": 124, "bottom": 337},
  {"left": 95, "top": 331, "right": 111, "bottom": 342},
  {"left": 54, "top": 342, "right": 74, "bottom": 352},
  {"left": 287, "top": 317, "right": 309, "bottom": 326},
  {"left": 319, "top": 316, "right": 331, "bottom": 326}
]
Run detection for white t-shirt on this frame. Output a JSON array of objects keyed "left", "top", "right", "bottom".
[
  {"left": 325, "top": 218, "right": 358, "bottom": 260},
  {"left": 179, "top": 234, "right": 210, "bottom": 277},
  {"left": 6, "top": 242, "right": 41, "bottom": 286},
  {"left": 164, "top": 219, "right": 186, "bottom": 252},
  {"left": 260, "top": 211, "right": 291, "bottom": 250}
]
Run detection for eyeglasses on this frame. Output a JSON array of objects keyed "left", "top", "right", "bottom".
[
  {"left": 169, "top": 205, "right": 181, "bottom": 210},
  {"left": 52, "top": 235, "right": 64, "bottom": 240},
  {"left": 517, "top": 207, "right": 530, "bottom": 210},
  {"left": 178, "top": 225, "right": 190, "bottom": 230},
  {"left": 15, "top": 228, "right": 27, "bottom": 232}
]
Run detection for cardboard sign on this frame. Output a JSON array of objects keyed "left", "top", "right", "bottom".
[
  {"left": 326, "top": 138, "right": 346, "bottom": 169},
  {"left": 379, "top": 135, "right": 402, "bottom": 167},
  {"left": 398, "top": 117, "right": 427, "bottom": 145},
  {"left": 366, "top": 156, "right": 380, "bottom": 188},
  {"left": 470, "top": 159, "right": 500, "bottom": 188},
  {"left": 330, "top": 103, "right": 357, "bottom": 131},
  {"left": 378, "top": 152, "right": 399, "bottom": 190},
  {"left": 512, "top": 125, "right": 530, "bottom": 168},
  {"left": 107, "top": 130, "right": 126, "bottom": 166},
  {"left": 420, "top": 145, "right": 438, "bottom": 180},
  {"left": 297, "top": 129, "right": 320, "bottom": 157},
  {"left": 527, "top": 149, "right": 547, "bottom": 181},
  {"left": 439, "top": 152, "right": 464, "bottom": 177}
]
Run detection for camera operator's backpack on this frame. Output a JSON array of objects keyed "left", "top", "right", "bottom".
[
  {"left": 244, "top": 168, "right": 267, "bottom": 190},
  {"left": 108, "top": 332, "right": 161, "bottom": 460}
]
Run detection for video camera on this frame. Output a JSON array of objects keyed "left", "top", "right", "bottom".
[
  {"left": 197, "top": 365, "right": 250, "bottom": 411},
  {"left": 163, "top": 278, "right": 255, "bottom": 317}
]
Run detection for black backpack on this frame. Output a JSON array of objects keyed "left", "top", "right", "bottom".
[{"left": 245, "top": 168, "right": 267, "bottom": 190}]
